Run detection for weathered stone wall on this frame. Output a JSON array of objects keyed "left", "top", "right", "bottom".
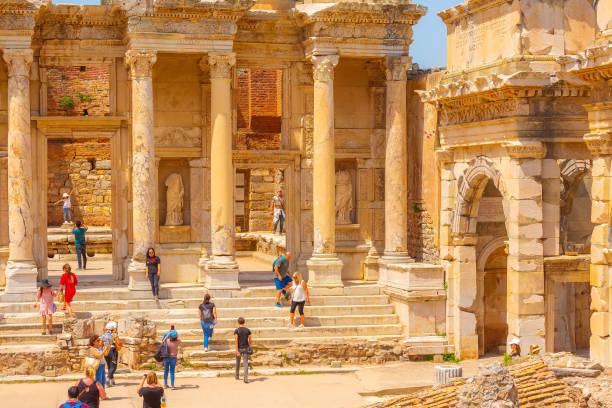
[
  {"left": 47, "top": 138, "right": 112, "bottom": 226},
  {"left": 46, "top": 65, "right": 111, "bottom": 116},
  {"left": 248, "top": 168, "right": 277, "bottom": 231}
]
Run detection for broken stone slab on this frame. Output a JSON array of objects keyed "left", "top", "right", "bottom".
[
  {"left": 551, "top": 367, "right": 602, "bottom": 378},
  {"left": 435, "top": 365, "right": 462, "bottom": 386}
]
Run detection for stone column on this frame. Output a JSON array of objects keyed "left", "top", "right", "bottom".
[
  {"left": 2, "top": 49, "right": 37, "bottom": 297},
  {"left": 201, "top": 53, "right": 239, "bottom": 290},
  {"left": 306, "top": 54, "right": 343, "bottom": 289},
  {"left": 125, "top": 50, "right": 157, "bottom": 290},
  {"left": 380, "top": 56, "right": 413, "bottom": 265},
  {"left": 503, "top": 141, "right": 546, "bottom": 355}
]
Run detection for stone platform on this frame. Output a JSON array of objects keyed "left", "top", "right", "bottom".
[
  {"left": 47, "top": 226, "right": 112, "bottom": 257},
  {"left": 0, "top": 279, "right": 451, "bottom": 376}
]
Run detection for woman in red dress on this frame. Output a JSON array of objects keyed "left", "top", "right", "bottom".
[{"left": 60, "top": 263, "right": 78, "bottom": 318}]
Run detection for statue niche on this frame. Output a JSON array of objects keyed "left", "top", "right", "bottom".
[
  {"left": 165, "top": 173, "right": 184, "bottom": 226},
  {"left": 335, "top": 170, "right": 353, "bottom": 225}
]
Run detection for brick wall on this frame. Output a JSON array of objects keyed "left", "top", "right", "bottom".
[
  {"left": 47, "top": 139, "right": 112, "bottom": 227},
  {"left": 47, "top": 65, "right": 111, "bottom": 116},
  {"left": 236, "top": 68, "right": 282, "bottom": 150}
]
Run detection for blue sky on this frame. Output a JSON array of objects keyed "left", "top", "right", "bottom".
[{"left": 56, "top": 0, "right": 455, "bottom": 68}]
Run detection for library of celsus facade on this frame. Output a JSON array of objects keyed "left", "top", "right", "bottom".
[{"left": 3, "top": 0, "right": 612, "bottom": 368}]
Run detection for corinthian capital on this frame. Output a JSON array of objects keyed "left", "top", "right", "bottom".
[
  {"left": 384, "top": 56, "right": 412, "bottom": 82},
  {"left": 125, "top": 50, "right": 157, "bottom": 79},
  {"left": 2, "top": 49, "right": 33, "bottom": 78},
  {"left": 207, "top": 52, "right": 236, "bottom": 79},
  {"left": 311, "top": 55, "right": 339, "bottom": 83}
]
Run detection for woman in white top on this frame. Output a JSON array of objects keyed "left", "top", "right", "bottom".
[{"left": 289, "top": 272, "right": 309, "bottom": 329}]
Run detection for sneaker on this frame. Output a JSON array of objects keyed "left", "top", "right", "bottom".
[
  {"left": 235, "top": 375, "right": 239, "bottom": 380},
  {"left": 164, "top": 384, "right": 169, "bottom": 389},
  {"left": 171, "top": 386, "right": 176, "bottom": 390},
  {"left": 154, "top": 295, "right": 159, "bottom": 301},
  {"left": 297, "top": 324, "right": 304, "bottom": 330},
  {"left": 204, "top": 347, "right": 209, "bottom": 352},
  {"left": 244, "top": 379, "right": 249, "bottom": 384},
  {"left": 287, "top": 323, "right": 294, "bottom": 329},
  {"left": 275, "top": 303, "right": 282, "bottom": 308},
  {"left": 111, "top": 379, "right": 116, "bottom": 386}
]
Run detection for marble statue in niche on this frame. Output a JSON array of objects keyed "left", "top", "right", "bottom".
[
  {"left": 165, "top": 173, "right": 184, "bottom": 226},
  {"left": 335, "top": 170, "right": 353, "bottom": 225}
]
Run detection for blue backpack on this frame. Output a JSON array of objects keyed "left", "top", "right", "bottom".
[{"left": 61, "top": 403, "right": 83, "bottom": 408}]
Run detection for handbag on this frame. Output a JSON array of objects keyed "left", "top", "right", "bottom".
[
  {"left": 113, "top": 334, "right": 123, "bottom": 351},
  {"left": 154, "top": 340, "right": 169, "bottom": 362},
  {"left": 84, "top": 356, "right": 100, "bottom": 371},
  {"left": 57, "top": 291, "right": 65, "bottom": 303}
]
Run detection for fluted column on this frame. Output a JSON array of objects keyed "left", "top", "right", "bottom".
[
  {"left": 126, "top": 50, "right": 157, "bottom": 290},
  {"left": 307, "top": 54, "right": 343, "bottom": 289},
  {"left": 3, "top": 49, "right": 37, "bottom": 296},
  {"left": 201, "top": 52, "right": 239, "bottom": 290},
  {"left": 381, "top": 56, "right": 413, "bottom": 264}
]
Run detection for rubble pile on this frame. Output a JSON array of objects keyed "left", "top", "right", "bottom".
[{"left": 455, "top": 362, "right": 518, "bottom": 408}]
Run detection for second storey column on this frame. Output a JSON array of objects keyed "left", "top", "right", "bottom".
[
  {"left": 126, "top": 50, "right": 157, "bottom": 290},
  {"left": 307, "top": 54, "right": 343, "bottom": 289}
]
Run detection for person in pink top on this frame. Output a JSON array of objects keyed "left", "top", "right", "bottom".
[{"left": 35, "top": 279, "right": 56, "bottom": 335}]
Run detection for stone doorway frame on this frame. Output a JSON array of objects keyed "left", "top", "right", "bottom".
[
  {"left": 32, "top": 116, "right": 129, "bottom": 282},
  {"left": 232, "top": 150, "right": 301, "bottom": 262}
]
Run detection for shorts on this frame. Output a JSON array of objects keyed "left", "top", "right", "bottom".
[
  {"left": 274, "top": 275, "right": 292, "bottom": 290},
  {"left": 290, "top": 301, "right": 305, "bottom": 315}
]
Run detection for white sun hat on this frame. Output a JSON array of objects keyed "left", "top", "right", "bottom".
[
  {"left": 62, "top": 192, "right": 69, "bottom": 198},
  {"left": 106, "top": 321, "right": 117, "bottom": 331},
  {"left": 509, "top": 338, "right": 520, "bottom": 346}
]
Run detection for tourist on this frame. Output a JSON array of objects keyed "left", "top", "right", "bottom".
[
  {"left": 272, "top": 252, "right": 292, "bottom": 307},
  {"left": 289, "top": 272, "right": 309, "bottom": 329},
  {"left": 270, "top": 188, "right": 286, "bottom": 234},
  {"left": 72, "top": 220, "right": 88, "bottom": 270},
  {"left": 35, "top": 278, "right": 55, "bottom": 335},
  {"left": 59, "top": 263, "right": 78, "bottom": 318},
  {"left": 88, "top": 334, "right": 110, "bottom": 388},
  {"left": 138, "top": 371, "right": 164, "bottom": 408},
  {"left": 76, "top": 366, "right": 106, "bottom": 408},
  {"left": 145, "top": 247, "right": 161, "bottom": 300},
  {"left": 59, "top": 385, "right": 89, "bottom": 408},
  {"left": 234, "top": 317, "right": 252, "bottom": 383},
  {"left": 162, "top": 329, "right": 180, "bottom": 389},
  {"left": 509, "top": 338, "right": 521, "bottom": 357},
  {"left": 54, "top": 190, "right": 74, "bottom": 224},
  {"left": 199, "top": 293, "right": 217, "bottom": 352},
  {"left": 101, "top": 321, "right": 121, "bottom": 386}
]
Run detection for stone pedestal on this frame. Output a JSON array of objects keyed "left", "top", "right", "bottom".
[
  {"left": 201, "top": 53, "right": 239, "bottom": 290},
  {"left": 307, "top": 55, "right": 343, "bottom": 288},
  {"left": 125, "top": 50, "right": 157, "bottom": 290},
  {"left": 3, "top": 49, "right": 37, "bottom": 296}
]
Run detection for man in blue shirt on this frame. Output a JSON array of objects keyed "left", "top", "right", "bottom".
[
  {"left": 72, "top": 220, "right": 88, "bottom": 270},
  {"left": 272, "top": 252, "right": 292, "bottom": 308}
]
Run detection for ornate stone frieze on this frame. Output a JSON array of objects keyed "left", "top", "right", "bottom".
[
  {"left": 440, "top": 98, "right": 520, "bottom": 126},
  {"left": 125, "top": 49, "right": 157, "bottom": 79},
  {"left": 2, "top": 49, "right": 33, "bottom": 78},
  {"left": 294, "top": 2, "right": 426, "bottom": 27},
  {"left": 207, "top": 52, "right": 235, "bottom": 79},
  {"left": 301, "top": 114, "right": 313, "bottom": 158},
  {"left": 384, "top": 56, "right": 411, "bottom": 82},
  {"left": 502, "top": 141, "right": 547, "bottom": 159},
  {"left": 127, "top": 17, "right": 238, "bottom": 36},
  {"left": 311, "top": 54, "right": 338, "bottom": 83}
]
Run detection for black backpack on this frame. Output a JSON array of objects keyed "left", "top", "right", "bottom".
[{"left": 202, "top": 304, "right": 214, "bottom": 322}]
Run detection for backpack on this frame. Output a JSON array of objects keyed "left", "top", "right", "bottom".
[
  {"left": 62, "top": 403, "right": 83, "bottom": 408},
  {"left": 202, "top": 304, "right": 214, "bottom": 322}
]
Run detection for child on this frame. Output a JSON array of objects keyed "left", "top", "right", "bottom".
[
  {"left": 234, "top": 317, "right": 252, "bottom": 383},
  {"left": 35, "top": 279, "right": 55, "bottom": 335},
  {"left": 59, "top": 386, "right": 89, "bottom": 408},
  {"left": 54, "top": 189, "right": 74, "bottom": 224}
]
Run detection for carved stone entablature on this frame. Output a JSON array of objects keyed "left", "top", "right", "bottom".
[
  {"left": 113, "top": 0, "right": 254, "bottom": 19},
  {"left": 435, "top": 148, "right": 454, "bottom": 166},
  {"left": 502, "top": 141, "right": 547, "bottom": 159},
  {"left": 294, "top": 2, "right": 426, "bottom": 28},
  {"left": 563, "top": 41, "right": 612, "bottom": 82},
  {"left": 439, "top": 98, "right": 520, "bottom": 126},
  {"left": 2, "top": 48, "right": 33, "bottom": 78},
  {"left": 311, "top": 54, "right": 339, "bottom": 83},
  {"left": 207, "top": 52, "right": 235, "bottom": 79},
  {"left": 125, "top": 49, "right": 157, "bottom": 79},
  {"left": 584, "top": 131, "right": 612, "bottom": 156},
  {"left": 0, "top": 0, "right": 41, "bottom": 33},
  {"left": 438, "top": 0, "right": 513, "bottom": 23}
]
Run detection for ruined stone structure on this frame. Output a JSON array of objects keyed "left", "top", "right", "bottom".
[{"left": 2, "top": 0, "right": 612, "bottom": 373}]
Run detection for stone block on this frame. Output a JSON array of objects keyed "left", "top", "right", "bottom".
[
  {"left": 159, "top": 226, "right": 191, "bottom": 243},
  {"left": 507, "top": 159, "right": 542, "bottom": 178},
  {"left": 508, "top": 199, "right": 542, "bottom": 223},
  {"left": 592, "top": 177, "right": 611, "bottom": 201},
  {"left": 591, "top": 286, "right": 609, "bottom": 312},
  {"left": 591, "top": 225, "right": 609, "bottom": 247},
  {"left": 541, "top": 159, "right": 560, "bottom": 179},
  {"left": 590, "top": 335, "right": 611, "bottom": 365},
  {"left": 506, "top": 178, "right": 541, "bottom": 200},
  {"left": 508, "top": 238, "right": 542, "bottom": 257},
  {"left": 592, "top": 157, "right": 612, "bottom": 177},
  {"left": 508, "top": 222, "right": 543, "bottom": 239},
  {"left": 542, "top": 237, "right": 559, "bottom": 256},
  {"left": 592, "top": 201, "right": 610, "bottom": 224},
  {"left": 95, "top": 159, "right": 111, "bottom": 170},
  {"left": 590, "top": 264, "right": 609, "bottom": 288},
  {"left": 591, "top": 244, "right": 607, "bottom": 265},
  {"left": 507, "top": 256, "right": 539, "bottom": 273},
  {"left": 591, "top": 312, "right": 609, "bottom": 337}
]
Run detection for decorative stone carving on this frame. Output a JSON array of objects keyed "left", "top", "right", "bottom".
[
  {"left": 2, "top": 49, "right": 33, "bottom": 78},
  {"left": 384, "top": 56, "right": 411, "bottom": 82},
  {"left": 440, "top": 98, "right": 520, "bottom": 126},
  {"left": 164, "top": 173, "right": 184, "bottom": 226},
  {"left": 502, "top": 141, "right": 547, "bottom": 159},
  {"left": 207, "top": 52, "right": 236, "bottom": 79},
  {"left": 301, "top": 114, "right": 314, "bottom": 158},
  {"left": 311, "top": 55, "right": 339, "bottom": 83},
  {"left": 125, "top": 50, "right": 157, "bottom": 79},
  {"left": 154, "top": 127, "right": 201, "bottom": 147},
  {"left": 335, "top": 170, "right": 353, "bottom": 225}
]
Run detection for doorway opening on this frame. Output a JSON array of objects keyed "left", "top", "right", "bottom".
[{"left": 483, "top": 246, "right": 508, "bottom": 354}]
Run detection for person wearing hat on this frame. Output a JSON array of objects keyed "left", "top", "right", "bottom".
[
  {"left": 161, "top": 327, "right": 181, "bottom": 389},
  {"left": 530, "top": 344, "right": 541, "bottom": 356},
  {"left": 509, "top": 338, "right": 521, "bottom": 357},
  {"left": 100, "top": 321, "right": 121, "bottom": 386},
  {"left": 34, "top": 279, "right": 56, "bottom": 335},
  {"left": 54, "top": 188, "right": 74, "bottom": 224}
]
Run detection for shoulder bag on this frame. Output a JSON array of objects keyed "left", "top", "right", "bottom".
[{"left": 84, "top": 356, "right": 100, "bottom": 371}]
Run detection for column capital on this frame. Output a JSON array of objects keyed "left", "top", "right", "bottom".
[
  {"left": 585, "top": 131, "right": 612, "bottom": 156},
  {"left": 2, "top": 49, "right": 33, "bottom": 78},
  {"left": 125, "top": 50, "right": 157, "bottom": 79},
  {"left": 384, "top": 56, "right": 412, "bottom": 82},
  {"left": 311, "top": 54, "right": 339, "bottom": 82},
  {"left": 207, "top": 52, "right": 236, "bottom": 79}
]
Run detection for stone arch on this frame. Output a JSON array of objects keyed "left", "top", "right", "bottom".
[
  {"left": 451, "top": 156, "right": 506, "bottom": 237},
  {"left": 477, "top": 236, "right": 508, "bottom": 273},
  {"left": 559, "top": 159, "right": 592, "bottom": 252}
]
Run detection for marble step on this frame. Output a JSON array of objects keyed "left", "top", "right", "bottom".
[
  {"left": 175, "top": 334, "right": 403, "bottom": 348},
  {"left": 0, "top": 333, "right": 57, "bottom": 345},
  {"left": 0, "top": 323, "right": 63, "bottom": 335}
]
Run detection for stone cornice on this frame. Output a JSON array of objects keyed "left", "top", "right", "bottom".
[
  {"left": 438, "top": 0, "right": 513, "bottom": 24},
  {"left": 562, "top": 41, "right": 612, "bottom": 83},
  {"left": 293, "top": 2, "right": 426, "bottom": 27}
]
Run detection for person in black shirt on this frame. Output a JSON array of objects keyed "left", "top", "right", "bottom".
[
  {"left": 138, "top": 371, "right": 164, "bottom": 408},
  {"left": 145, "top": 248, "right": 161, "bottom": 300},
  {"left": 234, "top": 317, "right": 252, "bottom": 383}
]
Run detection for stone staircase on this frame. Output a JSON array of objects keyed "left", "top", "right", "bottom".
[{"left": 0, "top": 278, "right": 428, "bottom": 374}]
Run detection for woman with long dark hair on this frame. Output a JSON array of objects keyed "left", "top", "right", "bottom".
[
  {"left": 145, "top": 247, "right": 161, "bottom": 300},
  {"left": 199, "top": 293, "right": 217, "bottom": 352}
]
